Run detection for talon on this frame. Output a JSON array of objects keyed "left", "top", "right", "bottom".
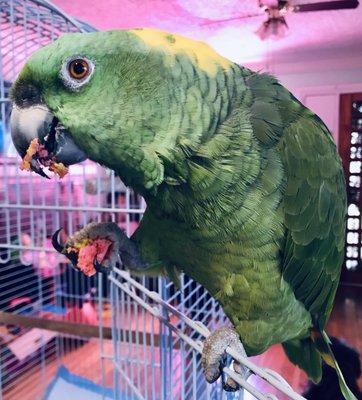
[
  {"left": 201, "top": 326, "right": 249, "bottom": 392},
  {"left": 223, "top": 361, "right": 244, "bottom": 392},
  {"left": 93, "top": 256, "right": 111, "bottom": 274},
  {"left": 52, "top": 228, "right": 64, "bottom": 253},
  {"left": 223, "top": 373, "right": 240, "bottom": 392},
  {"left": 53, "top": 222, "right": 145, "bottom": 274},
  {"left": 52, "top": 228, "right": 79, "bottom": 270},
  {"left": 66, "top": 251, "right": 79, "bottom": 267}
]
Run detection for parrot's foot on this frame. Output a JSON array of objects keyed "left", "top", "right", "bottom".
[
  {"left": 201, "top": 326, "right": 250, "bottom": 392},
  {"left": 52, "top": 222, "right": 148, "bottom": 276}
]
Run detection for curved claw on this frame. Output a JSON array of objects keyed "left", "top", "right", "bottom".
[
  {"left": 52, "top": 228, "right": 64, "bottom": 254},
  {"left": 52, "top": 228, "right": 78, "bottom": 269},
  {"left": 66, "top": 251, "right": 79, "bottom": 266},
  {"left": 93, "top": 257, "right": 111, "bottom": 274},
  {"left": 67, "top": 261, "right": 79, "bottom": 272}
]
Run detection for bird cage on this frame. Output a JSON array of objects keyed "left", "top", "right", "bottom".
[
  {"left": 0, "top": 1, "right": 119, "bottom": 399},
  {"left": 0, "top": 1, "right": 306, "bottom": 399}
]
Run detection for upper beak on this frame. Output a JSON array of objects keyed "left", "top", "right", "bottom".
[{"left": 10, "top": 104, "right": 87, "bottom": 176}]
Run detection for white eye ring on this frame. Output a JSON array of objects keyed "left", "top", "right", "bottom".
[{"left": 60, "top": 56, "right": 95, "bottom": 91}]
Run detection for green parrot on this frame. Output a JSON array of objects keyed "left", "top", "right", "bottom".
[{"left": 10, "top": 29, "right": 353, "bottom": 398}]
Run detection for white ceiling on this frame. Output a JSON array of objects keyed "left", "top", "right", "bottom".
[{"left": 53, "top": 0, "right": 362, "bottom": 64}]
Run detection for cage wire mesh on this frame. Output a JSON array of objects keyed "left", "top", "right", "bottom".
[
  {"left": 0, "top": 1, "right": 228, "bottom": 399},
  {"left": 0, "top": 1, "right": 119, "bottom": 399},
  {"left": 0, "top": 1, "right": 306, "bottom": 400}
]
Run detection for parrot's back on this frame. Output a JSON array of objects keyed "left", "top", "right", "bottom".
[
  {"left": 246, "top": 72, "right": 346, "bottom": 330},
  {"left": 125, "top": 32, "right": 347, "bottom": 390},
  {"left": 252, "top": 74, "right": 347, "bottom": 386}
]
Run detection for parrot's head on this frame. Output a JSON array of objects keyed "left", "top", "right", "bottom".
[{"left": 10, "top": 29, "right": 233, "bottom": 193}]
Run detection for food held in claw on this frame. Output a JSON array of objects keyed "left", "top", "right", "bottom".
[
  {"left": 20, "top": 137, "right": 69, "bottom": 178},
  {"left": 68, "top": 238, "right": 113, "bottom": 277}
]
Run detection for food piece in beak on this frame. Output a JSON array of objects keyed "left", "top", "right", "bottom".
[
  {"left": 48, "top": 162, "right": 69, "bottom": 178},
  {"left": 20, "top": 138, "right": 40, "bottom": 171},
  {"left": 20, "top": 138, "right": 69, "bottom": 178},
  {"left": 10, "top": 104, "right": 87, "bottom": 178}
]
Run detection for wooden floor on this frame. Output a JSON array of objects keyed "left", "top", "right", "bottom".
[
  {"left": 2, "top": 339, "right": 114, "bottom": 400},
  {"left": 2, "top": 286, "right": 361, "bottom": 400}
]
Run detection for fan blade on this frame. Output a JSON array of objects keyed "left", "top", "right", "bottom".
[
  {"left": 294, "top": 0, "right": 359, "bottom": 12},
  {"left": 201, "top": 12, "right": 264, "bottom": 26}
]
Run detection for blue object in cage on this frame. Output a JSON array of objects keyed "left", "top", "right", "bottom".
[
  {"left": 43, "top": 366, "right": 115, "bottom": 400},
  {"left": 0, "top": 121, "right": 4, "bottom": 154},
  {"left": 41, "top": 304, "right": 67, "bottom": 315}
]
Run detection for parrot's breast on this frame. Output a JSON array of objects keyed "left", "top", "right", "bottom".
[
  {"left": 158, "top": 217, "right": 312, "bottom": 355},
  {"left": 149, "top": 145, "right": 313, "bottom": 354}
]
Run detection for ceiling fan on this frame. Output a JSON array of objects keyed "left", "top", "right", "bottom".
[{"left": 202, "top": 0, "right": 359, "bottom": 40}]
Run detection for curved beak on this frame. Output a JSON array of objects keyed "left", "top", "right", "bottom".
[{"left": 10, "top": 104, "right": 87, "bottom": 176}]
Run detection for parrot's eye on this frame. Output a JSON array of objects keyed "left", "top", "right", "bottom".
[
  {"left": 60, "top": 56, "right": 95, "bottom": 91},
  {"left": 68, "top": 59, "right": 89, "bottom": 80}
]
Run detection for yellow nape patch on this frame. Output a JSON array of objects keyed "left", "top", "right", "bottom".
[{"left": 130, "top": 28, "right": 232, "bottom": 76}]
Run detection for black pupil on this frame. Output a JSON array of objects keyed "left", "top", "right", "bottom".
[{"left": 72, "top": 61, "right": 87, "bottom": 76}]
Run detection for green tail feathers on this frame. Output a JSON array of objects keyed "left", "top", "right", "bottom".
[
  {"left": 282, "top": 337, "right": 322, "bottom": 383},
  {"left": 283, "top": 330, "right": 357, "bottom": 400},
  {"left": 312, "top": 329, "right": 357, "bottom": 400}
]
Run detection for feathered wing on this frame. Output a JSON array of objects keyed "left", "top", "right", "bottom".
[
  {"left": 278, "top": 109, "right": 348, "bottom": 383},
  {"left": 278, "top": 112, "right": 346, "bottom": 329},
  {"left": 277, "top": 99, "right": 356, "bottom": 399},
  {"left": 279, "top": 111, "right": 358, "bottom": 400},
  {"left": 247, "top": 74, "right": 353, "bottom": 398},
  {"left": 246, "top": 72, "right": 346, "bottom": 328}
]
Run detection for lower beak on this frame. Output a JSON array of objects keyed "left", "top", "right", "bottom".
[{"left": 10, "top": 104, "right": 87, "bottom": 176}]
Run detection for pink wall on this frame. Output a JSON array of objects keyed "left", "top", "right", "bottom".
[
  {"left": 53, "top": 0, "right": 362, "bottom": 66},
  {"left": 55, "top": 0, "right": 195, "bottom": 31}
]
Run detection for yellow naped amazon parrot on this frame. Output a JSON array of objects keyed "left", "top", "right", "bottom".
[{"left": 10, "top": 29, "right": 353, "bottom": 398}]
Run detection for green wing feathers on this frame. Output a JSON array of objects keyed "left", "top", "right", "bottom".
[
  {"left": 248, "top": 74, "right": 350, "bottom": 397},
  {"left": 283, "top": 331, "right": 357, "bottom": 400},
  {"left": 278, "top": 112, "right": 346, "bottom": 328},
  {"left": 282, "top": 337, "right": 322, "bottom": 382},
  {"left": 312, "top": 329, "right": 357, "bottom": 400},
  {"left": 247, "top": 73, "right": 346, "bottom": 328}
]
